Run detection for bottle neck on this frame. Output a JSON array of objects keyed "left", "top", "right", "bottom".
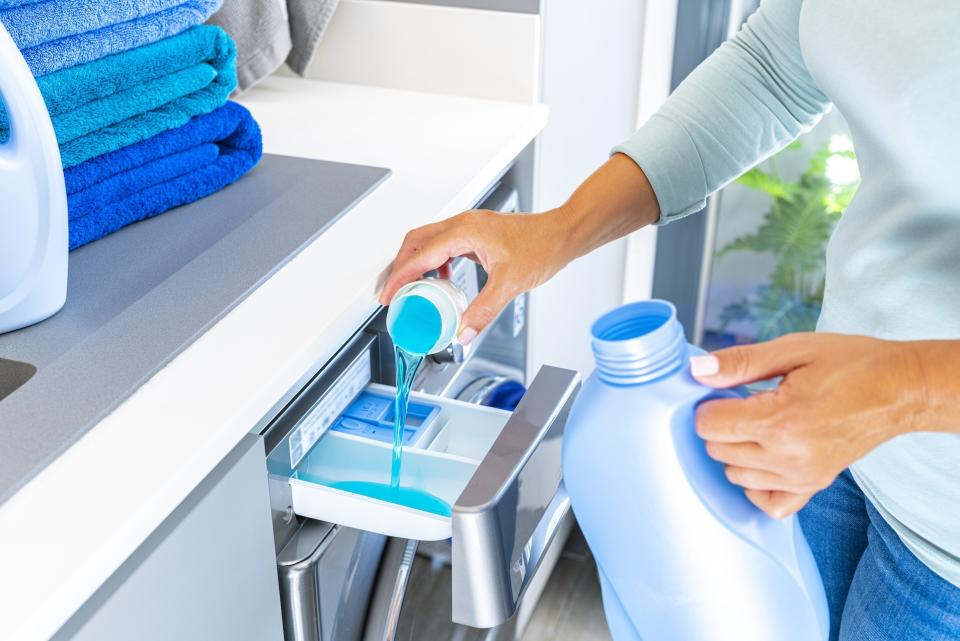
[{"left": 591, "top": 300, "right": 687, "bottom": 385}]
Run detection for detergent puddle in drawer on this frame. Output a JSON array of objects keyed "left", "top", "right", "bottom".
[
  {"left": 288, "top": 384, "right": 511, "bottom": 540},
  {"left": 303, "top": 388, "right": 449, "bottom": 516}
]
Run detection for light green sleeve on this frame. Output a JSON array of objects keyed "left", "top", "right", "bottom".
[{"left": 615, "top": 0, "right": 831, "bottom": 223}]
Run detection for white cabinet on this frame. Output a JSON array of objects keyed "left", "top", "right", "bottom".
[{"left": 52, "top": 436, "right": 283, "bottom": 641}]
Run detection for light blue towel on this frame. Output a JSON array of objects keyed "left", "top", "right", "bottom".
[
  {"left": 0, "top": 0, "right": 222, "bottom": 76},
  {"left": 0, "top": 25, "right": 237, "bottom": 168}
]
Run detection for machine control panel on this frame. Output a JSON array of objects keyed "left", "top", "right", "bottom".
[{"left": 288, "top": 350, "right": 372, "bottom": 468}]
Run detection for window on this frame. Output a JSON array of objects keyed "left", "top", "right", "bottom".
[{"left": 700, "top": 110, "right": 859, "bottom": 349}]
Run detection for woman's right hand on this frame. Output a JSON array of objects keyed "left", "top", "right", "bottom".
[
  {"left": 379, "top": 153, "right": 661, "bottom": 343},
  {"left": 378, "top": 207, "right": 575, "bottom": 345}
]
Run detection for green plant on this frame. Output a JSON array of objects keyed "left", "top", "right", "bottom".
[{"left": 717, "top": 135, "right": 859, "bottom": 341}]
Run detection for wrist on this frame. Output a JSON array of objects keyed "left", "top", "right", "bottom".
[
  {"left": 547, "top": 155, "right": 661, "bottom": 266},
  {"left": 898, "top": 339, "right": 960, "bottom": 434},
  {"left": 546, "top": 202, "right": 591, "bottom": 266}
]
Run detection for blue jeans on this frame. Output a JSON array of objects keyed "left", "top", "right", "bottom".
[{"left": 799, "top": 470, "right": 960, "bottom": 640}]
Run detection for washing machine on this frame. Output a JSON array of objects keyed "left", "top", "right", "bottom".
[{"left": 261, "top": 185, "right": 580, "bottom": 641}]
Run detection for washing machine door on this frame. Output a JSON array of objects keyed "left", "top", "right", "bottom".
[{"left": 456, "top": 375, "right": 526, "bottom": 411}]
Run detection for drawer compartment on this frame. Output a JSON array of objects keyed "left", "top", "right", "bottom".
[
  {"left": 290, "top": 431, "right": 482, "bottom": 540},
  {"left": 287, "top": 377, "right": 539, "bottom": 540}
]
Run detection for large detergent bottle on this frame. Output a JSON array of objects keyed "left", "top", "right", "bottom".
[
  {"left": 563, "top": 300, "right": 828, "bottom": 641},
  {"left": 0, "top": 21, "right": 68, "bottom": 334}
]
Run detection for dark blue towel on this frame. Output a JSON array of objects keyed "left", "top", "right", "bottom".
[{"left": 65, "top": 101, "right": 262, "bottom": 249}]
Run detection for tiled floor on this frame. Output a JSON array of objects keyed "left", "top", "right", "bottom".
[{"left": 521, "top": 528, "right": 612, "bottom": 641}]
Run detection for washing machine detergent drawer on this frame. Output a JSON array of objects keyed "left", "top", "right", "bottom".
[{"left": 274, "top": 365, "right": 580, "bottom": 629}]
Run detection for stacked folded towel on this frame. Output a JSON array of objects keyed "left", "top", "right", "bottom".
[
  {"left": 0, "top": 0, "right": 222, "bottom": 76},
  {"left": 66, "top": 102, "right": 261, "bottom": 249},
  {"left": 0, "top": 0, "right": 264, "bottom": 250},
  {"left": 0, "top": 26, "right": 238, "bottom": 166}
]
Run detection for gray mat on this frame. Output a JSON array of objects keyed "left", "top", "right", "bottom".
[{"left": 0, "top": 154, "right": 390, "bottom": 505}]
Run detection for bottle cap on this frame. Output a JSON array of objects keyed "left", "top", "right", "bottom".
[{"left": 387, "top": 278, "right": 468, "bottom": 355}]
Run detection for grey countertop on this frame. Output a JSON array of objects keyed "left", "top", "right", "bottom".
[{"left": 0, "top": 154, "right": 389, "bottom": 505}]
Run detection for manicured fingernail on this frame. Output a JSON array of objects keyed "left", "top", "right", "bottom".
[
  {"left": 458, "top": 327, "right": 477, "bottom": 346},
  {"left": 690, "top": 355, "right": 719, "bottom": 377}
]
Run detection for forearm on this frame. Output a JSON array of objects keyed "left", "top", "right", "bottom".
[
  {"left": 905, "top": 340, "right": 960, "bottom": 434},
  {"left": 546, "top": 153, "right": 660, "bottom": 264},
  {"left": 615, "top": 0, "right": 830, "bottom": 223}
]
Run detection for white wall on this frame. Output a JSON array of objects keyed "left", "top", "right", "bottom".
[
  {"left": 528, "top": 0, "right": 678, "bottom": 378},
  {"left": 622, "top": 0, "right": 679, "bottom": 306},
  {"left": 288, "top": 0, "right": 542, "bottom": 102}
]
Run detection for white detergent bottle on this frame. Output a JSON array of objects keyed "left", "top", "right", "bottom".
[
  {"left": 563, "top": 300, "right": 829, "bottom": 641},
  {"left": 0, "top": 21, "right": 67, "bottom": 334}
]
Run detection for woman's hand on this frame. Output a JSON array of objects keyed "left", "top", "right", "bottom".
[
  {"left": 378, "top": 209, "right": 576, "bottom": 344},
  {"left": 379, "top": 154, "right": 661, "bottom": 342},
  {"left": 691, "top": 333, "right": 931, "bottom": 518}
]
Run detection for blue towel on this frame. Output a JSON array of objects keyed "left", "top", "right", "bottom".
[
  {"left": 0, "top": 25, "right": 237, "bottom": 167},
  {"left": 0, "top": 0, "right": 222, "bottom": 76},
  {"left": 65, "top": 101, "right": 262, "bottom": 249}
]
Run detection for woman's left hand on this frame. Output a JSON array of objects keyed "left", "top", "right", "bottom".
[{"left": 691, "top": 333, "right": 927, "bottom": 518}]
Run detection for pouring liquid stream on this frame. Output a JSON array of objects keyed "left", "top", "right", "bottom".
[
  {"left": 391, "top": 346, "right": 423, "bottom": 488},
  {"left": 331, "top": 291, "right": 450, "bottom": 516}
]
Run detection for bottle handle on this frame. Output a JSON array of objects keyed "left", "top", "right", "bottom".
[
  {"left": 0, "top": 20, "right": 66, "bottom": 314},
  {"left": 681, "top": 379, "right": 829, "bottom": 638},
  {"left": 676, "top": 359, "right": 823, "bottom": 601}
]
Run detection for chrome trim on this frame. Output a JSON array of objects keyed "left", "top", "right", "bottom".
[
  {"left": 693, "top": 190, "right": 722, "bottom": 345},
  {"left": 362, "top": 539, "right": 420, "bottom": 641}
]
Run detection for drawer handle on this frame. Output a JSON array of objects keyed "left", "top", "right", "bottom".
[{"left": 452, "top": 365, "right": 581, "bottom": 628}]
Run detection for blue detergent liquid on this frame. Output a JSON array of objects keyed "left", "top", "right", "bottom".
[
  {"left": 383, "top": 293, "right": 448, "bottom": 513},
  {"left": 391, "top": 346, "right": 423, "bottom": 488},
  {"left": 389, "top": 295, "right": 443, "bottom": 355},
  {"left": 329, "top": 481, "right": 452, "bottom": 517}
]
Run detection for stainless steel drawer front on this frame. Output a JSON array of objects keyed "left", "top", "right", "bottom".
[
  {"left": 277, "top": 521, "right": 386, "bottom": 641},
  {"left": 277, "top": 521, "right": 336, "bottom": 641},
  {"left": 451, "top": 365, "right": 580, "bottom": 628}
]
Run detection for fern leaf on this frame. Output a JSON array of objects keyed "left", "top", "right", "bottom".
[{"left": 736, "top": 167, "right": 798, "bottom": 200}]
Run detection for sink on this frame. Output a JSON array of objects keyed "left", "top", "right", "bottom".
[{"left": 0, "top": 358, "right": 36, "bottom": 401}]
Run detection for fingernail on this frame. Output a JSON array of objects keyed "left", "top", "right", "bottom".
[
  {"left": 458, "top": 327, "right": 477, "bottom": 346},
  {"left": 690, "top": 355, "right": 719, "bottom": 377}
]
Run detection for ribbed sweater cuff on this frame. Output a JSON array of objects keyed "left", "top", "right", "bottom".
[{"left": 612, "top": 114, "right": 708, "bottom": 225}]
